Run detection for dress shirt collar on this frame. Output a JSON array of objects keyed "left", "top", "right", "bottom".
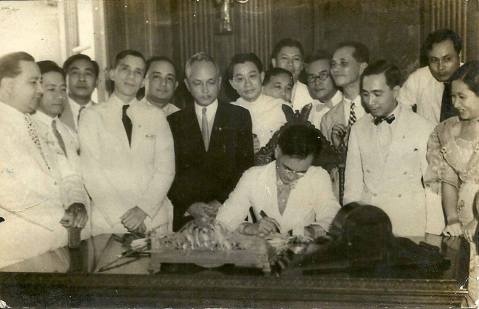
[
  {"left": 33, "top": 110, "right": 57, "bottom": 126},
  {"left": 372, "top": 103, "right": 402, "bottom": 127},
  {"left": 343, "top": 94, "right": 361, "bottom": 106},
  {"left": 195, "top": 99, "right": 218, "bottom": 125},
  {"left": 110, "top": 93, "right": 138, "bottom": 107}
]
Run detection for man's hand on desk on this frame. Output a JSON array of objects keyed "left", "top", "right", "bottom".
[
  {"left": 241, "top": 218, "right": 280, "bottom": 236},
  {"left": 331, "top": 124, "right": 348, "bottom": 151},
  {"left": 60, "top": 203, "right": 88, "bottom": 228},
  {"left": 121, "top": 207, "right": 147, "bottom": 233}
]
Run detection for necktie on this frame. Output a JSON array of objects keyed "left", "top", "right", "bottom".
[
  {"left": 440, "top": 82, "right": 457, "bottom": 122},
  {"left": 374, "top": 114, "right": 395, "bottom": 125},
  {"left": 201, "top": 107, "right": 209, "bottom": 150},
  {"left": 24, "top": 114, "right": 51, "bottom": 170},
  {"left": 77, "top": 105, "right": 85, "bottom": 124},
  {"left": 348, "top": 102, "right": 357, "bottom": 126},
  {"left": 122, "top": 105, "right": 133, "bottom": 146},
  {"left": 52, "top": 119, "right": 67, "bottom": 157}
]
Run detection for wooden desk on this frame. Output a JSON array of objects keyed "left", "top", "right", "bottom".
[{"left": 0, "top": 234, "right": 470, "bottom": 307}]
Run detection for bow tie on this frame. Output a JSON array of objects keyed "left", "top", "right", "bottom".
[{"left": 374, "top": 114, "right": 395, "bottom": 125}]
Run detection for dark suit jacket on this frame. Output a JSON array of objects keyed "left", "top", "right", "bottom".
[{"left": 167, "top": 101, "right": 254, "bottom": 230}]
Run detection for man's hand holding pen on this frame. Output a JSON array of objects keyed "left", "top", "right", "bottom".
[{"left": 240, "top": 210, "right": 281, "bottom": 236}]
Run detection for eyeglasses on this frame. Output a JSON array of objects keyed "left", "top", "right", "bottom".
[{"left": 307, "top": 71, "right": 330, "bottom": 83}]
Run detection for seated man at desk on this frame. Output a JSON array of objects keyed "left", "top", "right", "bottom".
[{"left": 215, "top": 124, "right": 340, "bottom": 237}]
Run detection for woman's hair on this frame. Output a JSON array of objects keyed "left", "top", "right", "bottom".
[{"left": 450, "top": 61, "right": 479, "bottom": 96}]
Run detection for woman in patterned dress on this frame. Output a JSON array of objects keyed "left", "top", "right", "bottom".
[{"left": 426, "top": 61, "right": 479, "bottom": 305}]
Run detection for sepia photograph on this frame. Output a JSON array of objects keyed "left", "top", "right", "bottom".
[{"left": 0, "top": 0, "right": 478, "bottom": 307}]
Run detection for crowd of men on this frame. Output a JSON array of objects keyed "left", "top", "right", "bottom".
[{"left": 0, "top": 28, "right": 465, "bottom": 268}]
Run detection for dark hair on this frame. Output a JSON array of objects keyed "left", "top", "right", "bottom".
[
  {"left": 113, "top": 49, "right": 146, "bottom": 69},
  {"left": 263, "top": 67, "right": 293, "bottom": 86},
  {"left": 450, "top": 61, "right": 479, "bottom": 97},
  {"left": 305, "top": 49, "right": 332, "bottom": 65},
  {"left": 227, "top": 53, "right": 263, "bottom": 80},
  {"left": 37, "top": 60, "right": 65, "bottom": 79},
  {"left": 145, "top": 56, "right": 178, "bottom": 78},
  {"left": 63, "top": 54, "right": 99, "bottom": 78},
  {"left": 277, "top": 124, "right": 322, "bottom": 159},
  {"left": 271, "top": 38, "right": 304, "bottom": 60},
  {"left": 0, "top": 52, "right": 35, "bottom": 82},
  {"left": 424, "top": 28, "right": 462, "bottom": 55},
  {"left": 335, "top": 41, "right": 370, "bottom": 64},
  {"left": 361, "top": 60, "right": 402, "bottom": 89}
]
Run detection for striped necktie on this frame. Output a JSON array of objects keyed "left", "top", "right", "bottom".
[
  {"left": 24, "top": 114, "right": 51, "bottom": 170},
  {"left": 52, "top": 119, "right": 67, "bottom": 157},
  {"left": 348, "top": 101, "right": 357, "bottom": 126},
  {"left": 201, "top": 107, "right": 210, "bottom": 150}
]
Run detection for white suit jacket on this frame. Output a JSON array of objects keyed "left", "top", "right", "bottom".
[
  {"left": 79, "top": 95, "right": 175, "bottom": 235},
  {"left": 232, "top": 94, "right": 287, "bottom": 148},
  {"left": 0, "top": 102, "right": 73, "bottom": 268},
  {"left": 343, "top": 104, "right": 436, "bottom": 236},
  {"left": 216, "top": 161, "right": 340, "bottom": 235}
]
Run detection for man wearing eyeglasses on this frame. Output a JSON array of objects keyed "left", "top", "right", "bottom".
[
  {"left": 305, "top": 50, "right": 343, "bottom": 131},
  {"left": 215, "top": 124, "right": 340, "bottom": 237}
]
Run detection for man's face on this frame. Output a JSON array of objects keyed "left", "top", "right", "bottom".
[
  {"left": 38, "top": 71, "right": 67, "bottom": 117},
  {"left": 185, "top": 61, "right": 221, "bottom": 106},
  {"left": 66, "top": 58, "right": 97, "bottom": 101},
  {"left": 451, "top": 79, "right": 479, "bottom": 120},
  {"left": 272, "top": 46, "right": 303, "bottom": 82},
  {"left": 361, "top": 73, "right": 398, "bottom": 118},
  {"left": 306, "top": 59, "right": 337, "bottom": 102},
  {"left": 146, "top": 60, "right": 178, "bottom": 105},
  {"left": 263, "top": 73, "right": 293, "bottom": 102},
  {"left": 229, "top": 61, "right": 263, "bottom": 102},
  {"left": 110, "top": 55, "right": 145, "bottom": 99},
  {"left": 275, "top": 148, "right": 313, "bottom": 184},
  {"left": 428, "top": 39, "right": 460, "bottom": 82},
  {"left": 331, "top": 46, "right": 365, "bottom": 88},
  {"left": 7, "top": 61, "right": 42, "bottom": 113}
]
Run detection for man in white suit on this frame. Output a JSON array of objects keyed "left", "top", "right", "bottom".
[
  {"left": 0, "top": 52, "right": 87, "bottom": 268},
  {"left": 79, "top": 50, "right": 175, "bottom": 236},
  {"left": 61, "top": 54, "right": 99, "bottom": 131},
  {"left": 344, "top": 60, "right": 435, "bottom": 237},
  {"left": 216, "top": 124, "right": 340, "bottom": 237}
]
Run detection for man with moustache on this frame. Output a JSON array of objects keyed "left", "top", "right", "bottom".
[
  {"left": 168, "top": 52, "right": 254, "bottom": 231},
  {"left": 61, "top": 54, "right": 99, "bottom": 131},
  {"left": 399, "top": 29, "right": 462, "bottom": 125},
  {"left": 144, "top": 56, "right": 180, "bottom": 116},
  {"left": 321, "top": 41, "right": 369, "bottom": 147},
  {"left": 271, "top": 38, "right": 313, "bottom": 111},
  {"left": 79, "top": 50, "right": 175, "bottom": 236},
  {"left": 305, "top": 50, "right": 343, "bottom": 131},
  {"left": 344, "top": 60, "right": 434, "bottom": 236},
  {"left": 0, "top": 52, "right": 86, "bottom": 268}
]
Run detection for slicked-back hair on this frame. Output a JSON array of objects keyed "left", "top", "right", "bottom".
[
  {"left": 145, "top": 56, "right": 178, "bottom": 78},
  {"left": 0, "top": 51, "right": 35, "bottom": 82},
  {"left": 361, "top": 60, "right": 402, "bottom": 89},
  {"left": 277, "top": 124, "right": 322, "bottom": 159},
  {"left": 263, "top": 67, "right": 293, "bottom": 86},
  {"left": 271, "top": 38, "right": 305, "bottom": 60},
  {"left": 305, "top": 49, "right": 332, "bottom": 65},
  {"left": 336, "top": 41, "right": 370, "bottom": 64},
  {"left": 113, "top": 49, "right": 146, "bottom": 69},
  {"left": 424, "top": 28, "right": 462, "bottom": 54},
  {"left": 227, "top": 53, "right": 263, "bottom": 80},
  {"left": 63, "top": 54, "right": 99, "bottom": 78},
  {"left": 450, "top": 61, "right": 479, "bottom": 97},
  {"left": 38, "top": 60, "right": 65, "bottom": 79},
  {"left": 184, "top": 52, "right": 219, "bottom": 79}
]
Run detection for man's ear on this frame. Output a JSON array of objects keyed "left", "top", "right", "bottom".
[
  {"left": 108, "top": 67, "right": 115, "bottom": 83},
  {"left": 184, "top": 79, "right": 190, "bottom": 92},
  {"left": 174, "top": 80, "right": 179, "bottom": 90},
  {"left": 392, "top": 85, "right": 400, "bottom": 100},
  {"left": 260, "top": 71, "right": 265, "bottom": 83},
  {"left": 0, "top": 77, "right": 14, "bottom": 97},
  {"left": 271, "top": 58, "right": 277, "bottom": 68},
  {"left": 359, "top": 62, "right": 368, "bottom": 75},
  {"left": 217, "top": 76, "right": 222, "bottom": 87}
]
